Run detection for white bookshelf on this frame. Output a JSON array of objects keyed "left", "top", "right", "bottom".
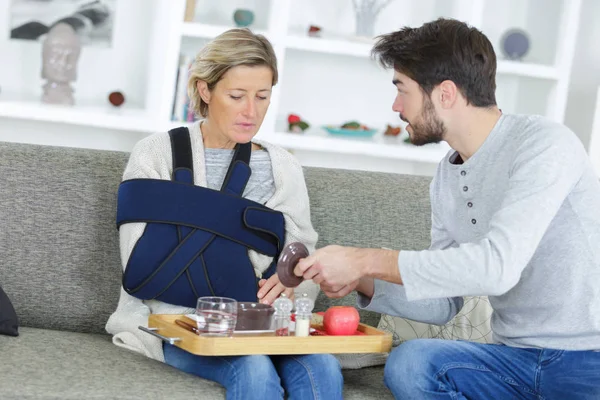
[
  {"left": 284, "top": 35, "right": 373, "bottom": 58},
  {"left": 0, "top": 95, "right": 157, "bottom": 133},
  {"left": 496, "top": 61, "right": 559, "bottom": 80},
  {"left": 268, "top": 130, "right": 451, "bottom": 163},
  {"left": 0, "top": 0, "right": 584, "bottom": 175},
  {"left": 172, "top": 0, "right": 581, "bottom": 174},
  {"left": 276, "top": 35, "right": 562, "bottom": 82},
  {"left": 182, "top": 22, "right": 268, "bottom": 39}
]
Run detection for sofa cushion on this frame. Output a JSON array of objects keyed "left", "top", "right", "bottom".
[
  {"left": 0, "top": 285, "right": 18, "bottom": 336},
  {"left": 0, "top": 327, "right": 225, "bottom": 399},
  {"left": 0, "top": 328, "right": 392, "bottom": 399},
  {"left": 0, "top": 142, "right": 127, "bottom": 334},
  {"left": 304, "top": 167, "right": 432, "bottom": 327}
]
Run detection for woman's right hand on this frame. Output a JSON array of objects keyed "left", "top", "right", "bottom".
[{"left": 257, "top": 274, "right": 295, "bottom": 305}]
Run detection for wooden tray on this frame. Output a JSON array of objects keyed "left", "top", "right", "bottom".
[{"left": 144, "top": 314, "right": 392, "bottom": 356}]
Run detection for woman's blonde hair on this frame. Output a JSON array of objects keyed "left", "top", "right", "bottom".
[{"left": 187, "top": 28, "right": 278, "bottom": 118}]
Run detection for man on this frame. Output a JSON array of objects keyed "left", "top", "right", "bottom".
[{"left": 296, "top": 18, "right": 600, "bottom": 399}]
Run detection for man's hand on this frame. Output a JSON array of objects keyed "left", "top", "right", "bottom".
[
  {"left": 294, "top": 245, "right": 365, "bottom": 288},
  {"left": 320, "top": 277, "right": 375, "bottom": 299},
  {"left": 295, "top": 246, "right": 402, "bottom": 298},
  {"left": 320, "top": 280, "right": 360, "bottom": 298},
  {"left": 257, "top": 274, "right": 294, "bottom": 305}
]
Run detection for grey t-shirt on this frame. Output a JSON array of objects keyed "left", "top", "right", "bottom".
[
  {"left": 204, "top": 148, "right": 275, "bottom": 204},
  {"left": 363, "top": 113, "right": 600, "bottom": 351}
]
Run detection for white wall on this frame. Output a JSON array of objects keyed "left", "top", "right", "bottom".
[{"left": 564, "top": 0, "right": 600, "bottom": 149}]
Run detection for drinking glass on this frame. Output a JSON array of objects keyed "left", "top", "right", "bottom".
[{"left": 195, "top": 297, "right": 238, "bottom": 337}]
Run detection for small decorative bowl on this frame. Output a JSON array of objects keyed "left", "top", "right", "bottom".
[
  {"left": 233, "top": 9, "right": 254, "bottom": 27},
  {"left": 235, "top": 302, "right": 274, "bottom": 331},
  {"left": 500, "top": 28, "right": 530, "bottom": 60},
  {"left": 323, "top": 126, "right": 378, "bottom": 138}
]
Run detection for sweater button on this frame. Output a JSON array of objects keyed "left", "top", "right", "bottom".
[
  {"left": 463, "top": 186, "right": 468, "bottom": 192},
  {"left": 471, "top": 219, "right": 477, "bottom": 224},
  {"left": 467, "top": 202, "right": 473, "bottom": 207},
  {"left": 461, "top": 170, "right": 466, "bottom": 176}
]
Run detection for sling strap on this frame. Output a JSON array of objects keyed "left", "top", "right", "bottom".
[{"left": 116, "top": 127, "right": 284, "bottom": 306}]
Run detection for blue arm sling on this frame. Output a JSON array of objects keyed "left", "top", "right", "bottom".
[{"left": 115, "top": 127, "right": 285, "bottom": 307}]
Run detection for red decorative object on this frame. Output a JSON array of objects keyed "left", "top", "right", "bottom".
[
  {"left": 384, "top": 124, "right": 402, "bottom": 136},
  {"left": 308, "top": 25, "right": 322, "bottom": 37},
  {"left": 288, "top": 114, "right": 301, "bottom": 124},
  {"left": 287, "top": 113, "right": 310, "bottom": 133},
  {"left": 108, "top": 91, "right": 125, "bottom": 107},
  {"left": 275, "top": 327, "right": 289, "bottom": 336}
]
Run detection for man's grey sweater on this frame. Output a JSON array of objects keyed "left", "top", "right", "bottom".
[{"left": 360, "top": 113, "right": 600, "bottom": 351}]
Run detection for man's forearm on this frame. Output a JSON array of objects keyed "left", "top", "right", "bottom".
[
  {"left": 355, "top": 277, "right": 375, "bottom": 298},
  {"left": 358, "top": 248, "right": 403, "bottom": 285},
  {"left": 357, "top": 278, "right": 464, "bottom": 325}
]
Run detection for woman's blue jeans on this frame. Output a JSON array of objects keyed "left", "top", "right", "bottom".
[
  {"left": 384, "top": 339, "right": 600, "bottom": 399},
  {"left": 163, "top": 343, "right": 343, "bottom": 400}
]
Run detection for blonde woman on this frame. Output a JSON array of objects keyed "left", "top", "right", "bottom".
[{"left": 106, "top": 29, "right": 344, "bottom": 399}]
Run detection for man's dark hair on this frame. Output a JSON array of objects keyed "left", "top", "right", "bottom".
[{"left": 372, "top": 18, "right": 497, "bottom": 107}]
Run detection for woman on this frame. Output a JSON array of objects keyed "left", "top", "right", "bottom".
[{"left": 106, "top": 28, "right": 344, "bottom": 399}]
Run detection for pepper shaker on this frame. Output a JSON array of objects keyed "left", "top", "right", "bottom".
[
  {"left": 294, "top": 293, "right": 314, "bottom": 337},
  {"left": 273, "top": 293, "right": 293, "bottom": 336}
]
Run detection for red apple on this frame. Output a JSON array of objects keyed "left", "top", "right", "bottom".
[{"left": 323, "top": 306, "right": 360, "bottom": 335}]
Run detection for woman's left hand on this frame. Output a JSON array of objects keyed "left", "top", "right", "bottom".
[{"left": 257, "top": 274, "right": 294, "bottom": 305}]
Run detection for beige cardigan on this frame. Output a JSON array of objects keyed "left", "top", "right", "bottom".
[{"left": 105, "top": 122, "right": 319, "bottom": 362}]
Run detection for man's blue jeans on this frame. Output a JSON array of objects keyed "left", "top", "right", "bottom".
[
  {"left": 384, "top": 339, "right": 600, "bottom": 399},
  {"left": 164, "top": 343, "right": 343, "bottom": 400}
]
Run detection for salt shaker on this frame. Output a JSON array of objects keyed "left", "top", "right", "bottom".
[
  {"left": 273, "top": 293, "right": 293, "bottom": 336},
  {"left": 294, "top": 293, "right": 314, "bottom": 337}
]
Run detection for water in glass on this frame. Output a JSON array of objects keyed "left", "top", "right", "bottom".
[{"left": 195, "top": 297, "right": 237, "bottom": 337}]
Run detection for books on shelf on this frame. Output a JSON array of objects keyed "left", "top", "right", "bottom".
[{"left": 171, "top": 54, "right": 198, "bottom": 123}]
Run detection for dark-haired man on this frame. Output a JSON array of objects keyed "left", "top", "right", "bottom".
[{"left": 295, "top": 18, "right": 600, "bottom": 399}]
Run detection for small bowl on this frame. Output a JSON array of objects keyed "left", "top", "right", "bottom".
[
  {"left": 235, "top": 302, "right": 275, "bottom": 331},
  {"left": 233, "top": 9, "right": 254, "bottom": 27}
]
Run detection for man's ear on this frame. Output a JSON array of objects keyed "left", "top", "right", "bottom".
[
  {"left": 438, "top": 80, "right": 458, "bottom": 109},
  {"left": 197, "top": 80, "right": 211, "bottom": 104}
]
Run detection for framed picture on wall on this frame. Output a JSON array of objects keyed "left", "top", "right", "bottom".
[{"left": 9, "top": 0, "right": 117, "bottom": 47}]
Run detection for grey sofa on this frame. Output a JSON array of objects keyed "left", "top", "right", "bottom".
[{"left": 0, "top": 141, "right": 432, "bottom": 399}]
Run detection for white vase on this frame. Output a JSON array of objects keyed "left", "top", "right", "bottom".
[{"left": 355, "top": 10, "right": 376, "bottom": 37}]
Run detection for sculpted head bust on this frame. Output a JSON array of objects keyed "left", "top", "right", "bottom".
[{"left": 41, "top": 23, "right": 81, "bottom": 105}]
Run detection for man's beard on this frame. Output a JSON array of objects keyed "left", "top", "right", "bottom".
[{"left": 403, "top": 97, "right": 446, "bottom": 146}]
